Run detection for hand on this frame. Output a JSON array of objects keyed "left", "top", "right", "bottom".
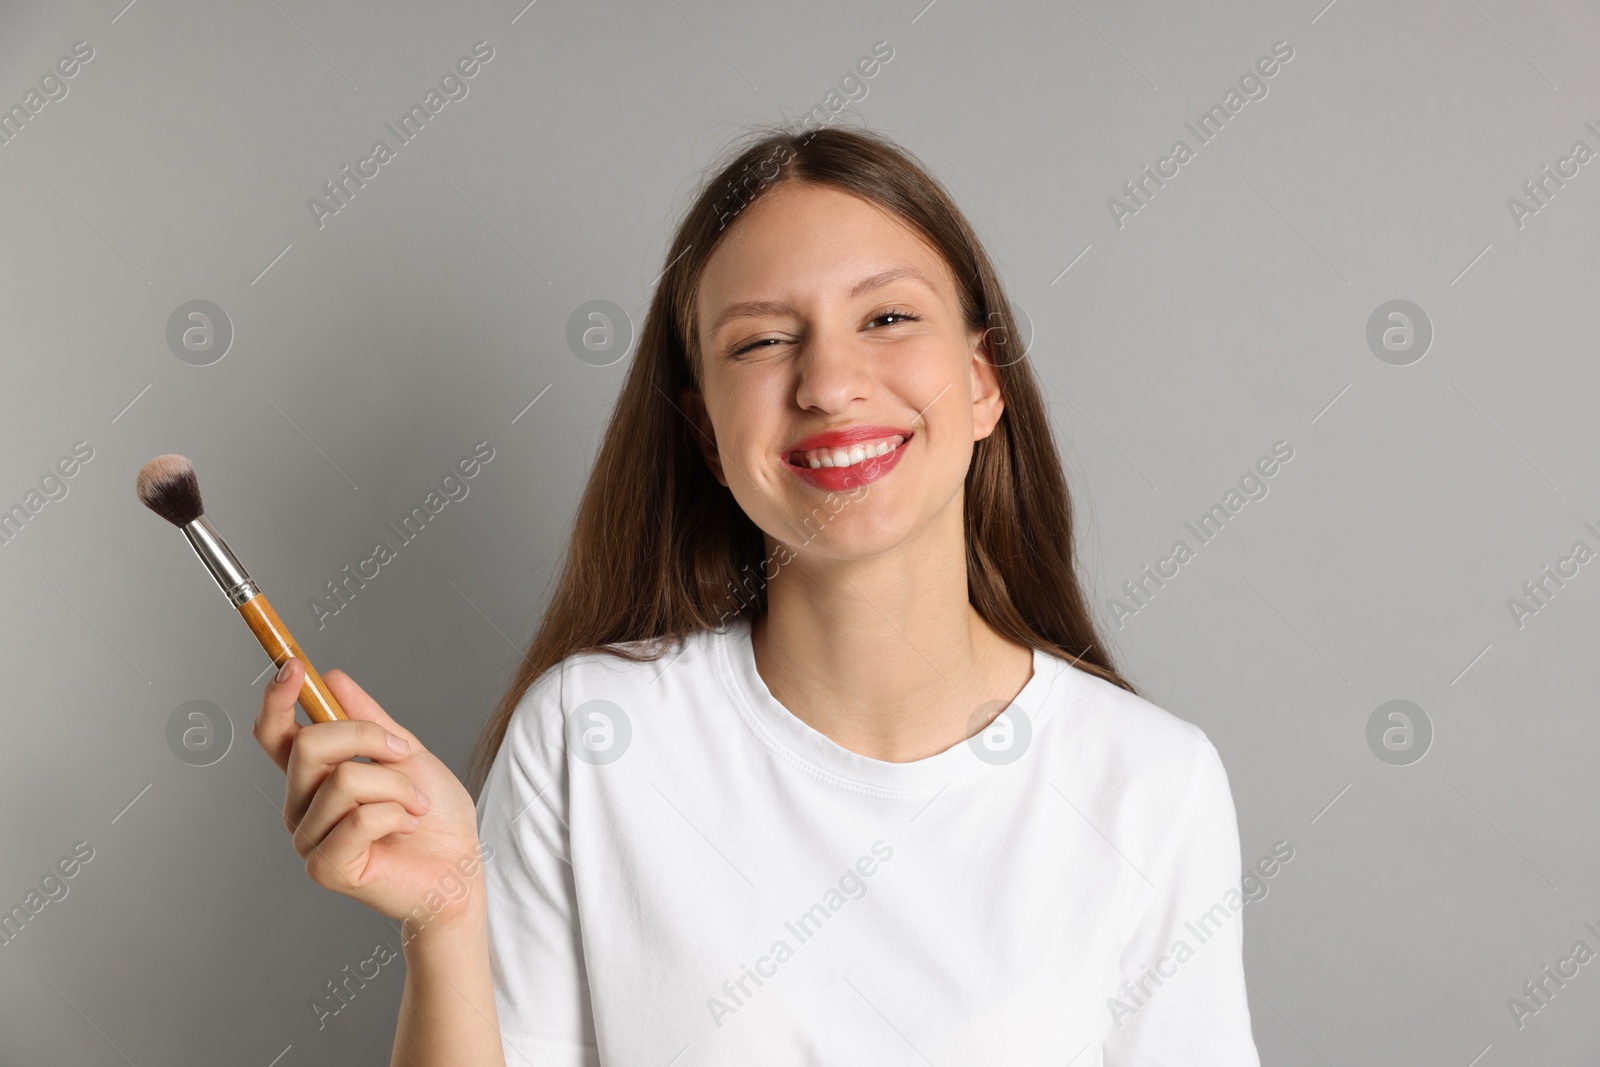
[{"left": 254, "top": 660, "right": 487, "bottom": 940}]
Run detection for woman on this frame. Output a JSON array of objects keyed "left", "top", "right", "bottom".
[{"left": 254, "top": 124, "right": 1260, "bottom": 1065}]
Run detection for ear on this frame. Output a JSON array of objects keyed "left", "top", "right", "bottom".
[
  {"left": 679, "top": 385, "right": 728, "bottom": 486},
  {"left": 968, "top": 326, "right": 1005, "bottom": 442}
]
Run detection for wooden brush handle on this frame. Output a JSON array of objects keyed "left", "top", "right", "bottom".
[{"left": 237, "top": 593, "right": 347, "bottom": 722}]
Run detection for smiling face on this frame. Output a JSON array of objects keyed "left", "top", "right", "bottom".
[{"left": 683, "top": 181, "right": 1005, "bottom": 562}]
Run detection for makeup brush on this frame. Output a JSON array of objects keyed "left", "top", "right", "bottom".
[{"left": 136, "top": 454, "right": 347, "bottom": 723}]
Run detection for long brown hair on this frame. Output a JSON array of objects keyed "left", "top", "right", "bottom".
[{"left": 464, "top": 122, "right": 1138, "bottom": 795}]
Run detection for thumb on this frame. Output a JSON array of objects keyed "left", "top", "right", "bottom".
[{"left": 321, "top": 668, "right": 422, "bottom": 750}]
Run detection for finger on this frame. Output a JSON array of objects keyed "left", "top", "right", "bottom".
[
  {"left": 322, "top": 669, "right": 423, "bottom": 750},
  {"left": 305, "top": 801, "right": 419, "bottom": 892},
  {"left": 253, "top": 657, "right": 306, "bottom": 775},
  {"left": 284, "top": 718, "right": 413, "bottom": 829},
  {"left": 292, "top": 761, "right": 432, "bottom": 858}
]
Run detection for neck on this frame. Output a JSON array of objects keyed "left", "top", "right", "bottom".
[{"left": 750, "top": 498, "right": 1033, "bottom": 763}]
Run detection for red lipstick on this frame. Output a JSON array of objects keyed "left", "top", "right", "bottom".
[
  {"left": 782, "top": 425, "right": 911, "bottom": 492},
  {"left": 784, "top": 424, "right": 911, "bottom": 455}
]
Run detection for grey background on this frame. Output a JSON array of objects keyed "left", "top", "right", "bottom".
[{"left": 1, "top": 0, "right": 1596, "bottom": 1063}]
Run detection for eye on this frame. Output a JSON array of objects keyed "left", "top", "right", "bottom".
[
  {"left": 731, "top": 335, "right": 783, "bottom": 357},
  {"left": 868, "top": 307, "right": 921, "bottom": 330},
  {"left": 729, "top": 307, "right": 922, "bottom": 357}
]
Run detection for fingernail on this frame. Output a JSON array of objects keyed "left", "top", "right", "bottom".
[
  {"left": 387, "top": 733, "right": 409, "bottom": 755},
  {"left": 275, "top": 659, "right": 295, "bottom": 683},
  {"left": 416, "top": 790, "right": 432, "bottom": 810}
]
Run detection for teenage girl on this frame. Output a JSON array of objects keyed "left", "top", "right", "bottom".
[{"left": 254, "top": 125, "right": 1260, "bottom": 1066}]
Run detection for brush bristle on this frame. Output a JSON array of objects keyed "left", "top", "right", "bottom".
[{"left": 135, "top": 454, "right": 204, "bottom": 526}]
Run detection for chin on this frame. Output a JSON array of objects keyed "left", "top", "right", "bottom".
[{"left": 770, "top": 497, "right": 926, "bottom": 562}]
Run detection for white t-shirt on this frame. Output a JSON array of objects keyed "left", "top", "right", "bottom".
[{"left": 475, "top": 614, "right": 1260, "bottom": 1066}]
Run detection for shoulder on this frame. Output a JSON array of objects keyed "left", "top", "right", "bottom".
[
  {"left": 481, "top": 632, "right": 708, "bottom": 821},
  {"left": 500, "top": 628, "right": 719, "bottom": 750},
  {"left": 1044, "top": 655, "right": 1227, "bottom": 797},
  {"left": 1039, "top": 655, "right": 1239, "bottom": 884},
  {"left": 1043, "top": 660, "right": 1244, "bottom": 931}
]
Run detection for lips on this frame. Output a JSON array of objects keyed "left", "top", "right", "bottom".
[
  {"left": 789, "top": 434, "right": 905, "bottom": 470},
  {"left": 781, "top": 425, "right": 911, "bottom": 491},
  {"left": 783, "top": 424, "right": 913, "bottom": 458}
]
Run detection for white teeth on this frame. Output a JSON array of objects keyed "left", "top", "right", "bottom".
[{"left": 791, "top": 435, "right": 906, "bottom": 470}]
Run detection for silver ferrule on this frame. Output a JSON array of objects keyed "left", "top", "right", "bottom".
[{"left": 181, "top": 516, "right": 260, "bottom": 607}]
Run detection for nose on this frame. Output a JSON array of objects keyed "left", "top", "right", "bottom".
[{"left": 792, "top": 325, "right": 873, "bottom": 414}]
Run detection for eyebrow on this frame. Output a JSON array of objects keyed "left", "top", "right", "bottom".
[{"left": 707, "top": 264, "right": 940, "bottom": 335}]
